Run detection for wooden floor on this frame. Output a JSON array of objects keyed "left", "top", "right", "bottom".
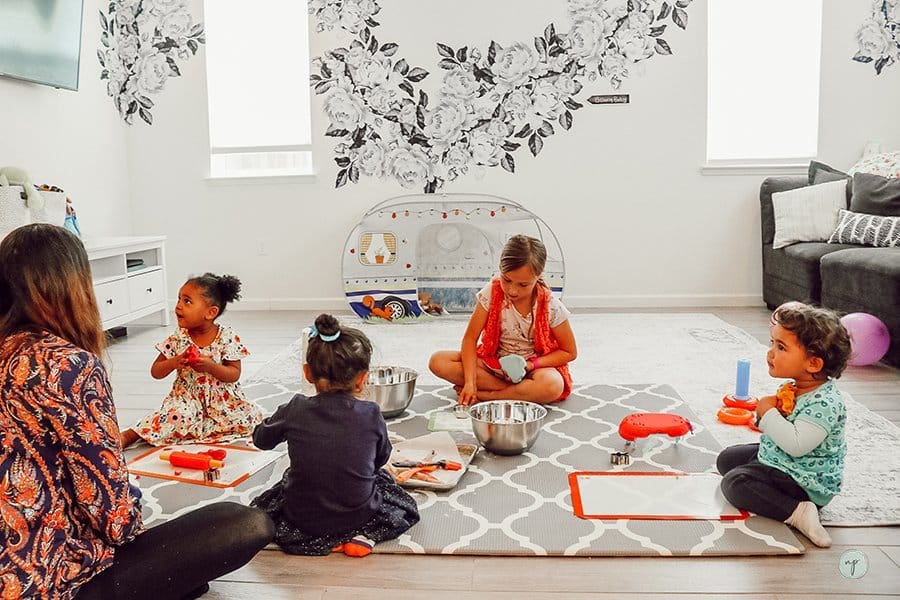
[{"left": 106, "top": 308, "right": 900, "bottom": 599}]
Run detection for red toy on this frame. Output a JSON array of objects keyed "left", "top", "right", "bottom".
[
  {"left": 185, "top": 345, "right": 200, "bottom": 367},
  {"left": 717, "top": 407, "right": 761, "bottom": 432},
  {"left": 722, "top": 395, "right": 758, "bottom": 411},
  {"left": 160, "top": 450, "right": 225, "bottom": 471},
  {"left": 618, "top": 413, "right": 693, "bottom": 448}
]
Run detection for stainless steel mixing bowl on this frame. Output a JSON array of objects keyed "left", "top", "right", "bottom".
[
  {"left": 468, "top": 400, "right": 547, "bottom": 455},
  {"left": 363, "top": 366, "right": 418, "bottom": 418}
]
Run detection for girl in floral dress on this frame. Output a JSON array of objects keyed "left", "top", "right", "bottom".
[{"left": 120, "top": 273, "right": 263, "bottom": 447}]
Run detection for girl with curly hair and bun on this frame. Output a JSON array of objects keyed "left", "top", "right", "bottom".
[
  {"left": 251, "top": 314, "right": 419, "bottom": 557},
  {"left": 120, "top": 273, "right": 263, "bottom": 447}
]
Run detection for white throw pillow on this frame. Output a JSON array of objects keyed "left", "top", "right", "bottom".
[{"left": 772, "top": 179, "right": 848, "bottom": 249}]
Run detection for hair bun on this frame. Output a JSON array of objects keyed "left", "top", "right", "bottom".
[
  {"left": 314, "top": 313, "right": 340, "bottom": 337},
  {"left": 216, "top": 274, "right": 242, "bottom": 302}
]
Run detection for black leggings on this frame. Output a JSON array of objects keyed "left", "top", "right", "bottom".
[
  {"left": 77, "top": 502, "right": 274, "bottom": 600},
  {"left": 717, "top": 443, "right": 814, "bottom": 522}
]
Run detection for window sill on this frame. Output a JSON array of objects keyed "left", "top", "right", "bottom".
[
  {"left": 205, "top": 172, "right": 318, "bottom": 185},
  {"left": 700, "top": 162, "right": 808, "bottom": 176}
]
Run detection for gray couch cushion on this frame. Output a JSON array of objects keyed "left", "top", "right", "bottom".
[
  {"left": 821, "top": 247, "right": 900, "bottom": 366},
  {"left": 821, "top": 247, "right": 900, "bottom": 310},
  {"left": 762, "top": 242, "right": 855, "bottom": 304},
  {"left": 850, "top": 172, "right": 900, "bottom": 216},
  {"left": 809, "top": 161, "right": 853, "bottom": 202}
]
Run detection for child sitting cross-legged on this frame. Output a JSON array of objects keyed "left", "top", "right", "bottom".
[
  {"left": 251, "top": 314, "right": 420, "bottom": 556},
  {"left": 717, "top": 302, "right": 852, "bottom": 547}
]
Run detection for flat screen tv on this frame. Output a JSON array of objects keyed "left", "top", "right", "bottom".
[{"left": 0, "top": 0, "right": 85, "bottom": 91}]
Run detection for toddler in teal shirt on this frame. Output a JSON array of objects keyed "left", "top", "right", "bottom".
[{"left": 717, "top": 302, "right": 851, "bottom": 547}]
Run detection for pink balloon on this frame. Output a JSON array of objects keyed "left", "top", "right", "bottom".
[{"left": 840, "top": 313, "right": 891, "bottom": 367}]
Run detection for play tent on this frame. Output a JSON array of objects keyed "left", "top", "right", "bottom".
[{"left": 342, "top": 193, "right": 565, "bottom": 321}]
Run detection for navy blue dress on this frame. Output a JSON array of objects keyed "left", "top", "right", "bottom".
[{"left": 251, "top": 391, "right": 419, "bottom": 554}]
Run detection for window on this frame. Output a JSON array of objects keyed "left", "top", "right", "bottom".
[
  {"left": 204, "top": 0, "right": 313, "bottom": 178},
  {"left": 707, "top": 0, "right": 823, "bottom": 165}
]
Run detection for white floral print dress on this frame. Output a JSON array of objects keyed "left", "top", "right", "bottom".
[{"left": 133, "top": 325, "right": 263, "bottom": 445}]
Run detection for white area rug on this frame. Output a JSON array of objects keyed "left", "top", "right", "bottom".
[{"left": 256, "top": 313, "right": 899, "bottom": 527}]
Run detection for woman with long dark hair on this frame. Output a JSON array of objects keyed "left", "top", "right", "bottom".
[{"left": 0, "top": 224, "right": 274, "bottom": 599}]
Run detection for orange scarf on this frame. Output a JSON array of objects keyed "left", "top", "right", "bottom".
[{"left": 476, "top": 278, "right": 572, "bottom": 400}]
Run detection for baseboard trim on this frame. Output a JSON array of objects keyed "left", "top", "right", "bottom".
[
  {"left": 229, "top": 298, "right": 350, "bottom": 311},
  {"left": 563, "top": 294, "right": 765, "bottom": 308},
  {"left": 224, "top": 294, "right": 765, "bottom": 311}
]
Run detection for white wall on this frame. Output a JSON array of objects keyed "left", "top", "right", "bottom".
[
  {"left": 118, "top": 0, "right": 900, "bottom": 309},
  {"left": 0, "top": 3, "right": 132, "bottom": 236}
]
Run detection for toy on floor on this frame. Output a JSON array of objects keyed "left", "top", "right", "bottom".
[
  {"left": 417, "top": 292, "right": 445, "bottom": 316},
  {"left": 614, "top": 413, "right": 693, "bottom": 463},
  {"left": 722, "top": 358, "right": 758, "bottom": 410},
  {"left": 717, "top": 359, "right": 761, "bottom": 431},
  {"left": 841, "top": 312, "right": 890, "bottom": 366},
  {"left": 160, "top": 449, "right": 226, "bottom": 471},
  {"left": 717, "top": 406, "right": 755, "bottom": 426}
]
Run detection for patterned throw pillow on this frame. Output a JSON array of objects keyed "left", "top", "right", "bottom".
[
  {"left": 848, "top": 151, "right": 900, "bottom": 178},
  {"left": 827, "top": 209, "right": 900, "bottom": 247}
]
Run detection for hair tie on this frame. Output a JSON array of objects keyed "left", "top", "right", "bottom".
[
  {"left": 307, "top": 325, "right": 340, "bottom": 342},
  {"left": 321, "top": 330, "right": 340, "bottom": 342}
]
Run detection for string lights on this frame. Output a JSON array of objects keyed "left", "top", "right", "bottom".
[{"left": 376, "top": 205, "right": 517, "bottom": 220}]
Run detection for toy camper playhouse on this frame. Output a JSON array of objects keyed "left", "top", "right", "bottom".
[{"left": 342, "top": 194, "right": 565, "bottom": 321}]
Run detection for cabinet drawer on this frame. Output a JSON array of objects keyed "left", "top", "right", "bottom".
[
  {"left": 128, "top": 270, "right": 165, "bottom": 311},
  {"left": 94, "top": 279, "right": 129, "bottom": 322}
]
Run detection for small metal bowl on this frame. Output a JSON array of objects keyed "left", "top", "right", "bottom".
[
  {"left": 363, "top": 366, "right": 418, "bottom": 418},
  {"left": 468, "top": 400, "right": 548, "bottom": 455}
]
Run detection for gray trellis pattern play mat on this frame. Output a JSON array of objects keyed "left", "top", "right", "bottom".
[{"left": 130, "top": 381, "right": 804, "bottom": 557}]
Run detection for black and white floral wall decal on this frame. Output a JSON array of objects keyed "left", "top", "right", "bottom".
[
  {"left": 98, "top": 0, "right": 205, "bottom": 125},
  {"left": 853, "top": 0, "right": 899, "bottom": 74},
  {"left": 310, "top": 0, "right": 692, "bottom": 193}
]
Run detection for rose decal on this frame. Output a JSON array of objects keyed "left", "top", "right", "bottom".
[
  {"left": 853, "top": 1, "right": 900, "bottom": 74},
  {"left": 98, "top": 0, "right": 205, "bottom": 124},
  {"left": 311, "top": 0, "right": 692, "bottom": 192}
]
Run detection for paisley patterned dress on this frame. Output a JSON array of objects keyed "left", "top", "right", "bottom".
[
  {"left": 132, "top": 325, "right": 263, "bottom": 445},
  {"left": 0, "top": 331, "right": 143, "bottom": 599}
]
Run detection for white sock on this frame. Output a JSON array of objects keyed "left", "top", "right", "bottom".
[{"left": 785, "top": 501, "right": 832, "bottom": 548}]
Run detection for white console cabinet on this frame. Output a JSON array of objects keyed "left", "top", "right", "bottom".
[{"left": 83, "top": 236, "right": 169, "bottom": 330}]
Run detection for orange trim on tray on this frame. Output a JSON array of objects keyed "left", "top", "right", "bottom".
[
  {"left": 127, "top": 443, "right": 260, "bottom": 489},
  {"left": 568, "top": 471, "right": 750, "bottom": 521}
]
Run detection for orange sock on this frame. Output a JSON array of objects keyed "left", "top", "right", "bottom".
[
  {"left": 331, "top": 544, "right": 345, "bottom": 553},
  {"left": 342, "top": 536, "right": 374, "bottom": 557}
]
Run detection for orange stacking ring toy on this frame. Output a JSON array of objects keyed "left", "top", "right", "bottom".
[
  {"left": 717, "top": 407, "right": 754, "bottom": 426},
  {"left": 722, "top": 395, "right": 758, "bottom": 411}
]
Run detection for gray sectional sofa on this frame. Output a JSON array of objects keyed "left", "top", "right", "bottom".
[{"left": 760, "top": 175, "right": 900, "bottom": 367}]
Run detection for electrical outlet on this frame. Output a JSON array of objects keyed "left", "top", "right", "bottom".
[{"left": 256, "top": 240, "right": 267, "bottom": 255}]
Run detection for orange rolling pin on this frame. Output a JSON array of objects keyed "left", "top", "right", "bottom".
[{"left": 159, "top": 451, "right": 224, "bottom": 470}]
